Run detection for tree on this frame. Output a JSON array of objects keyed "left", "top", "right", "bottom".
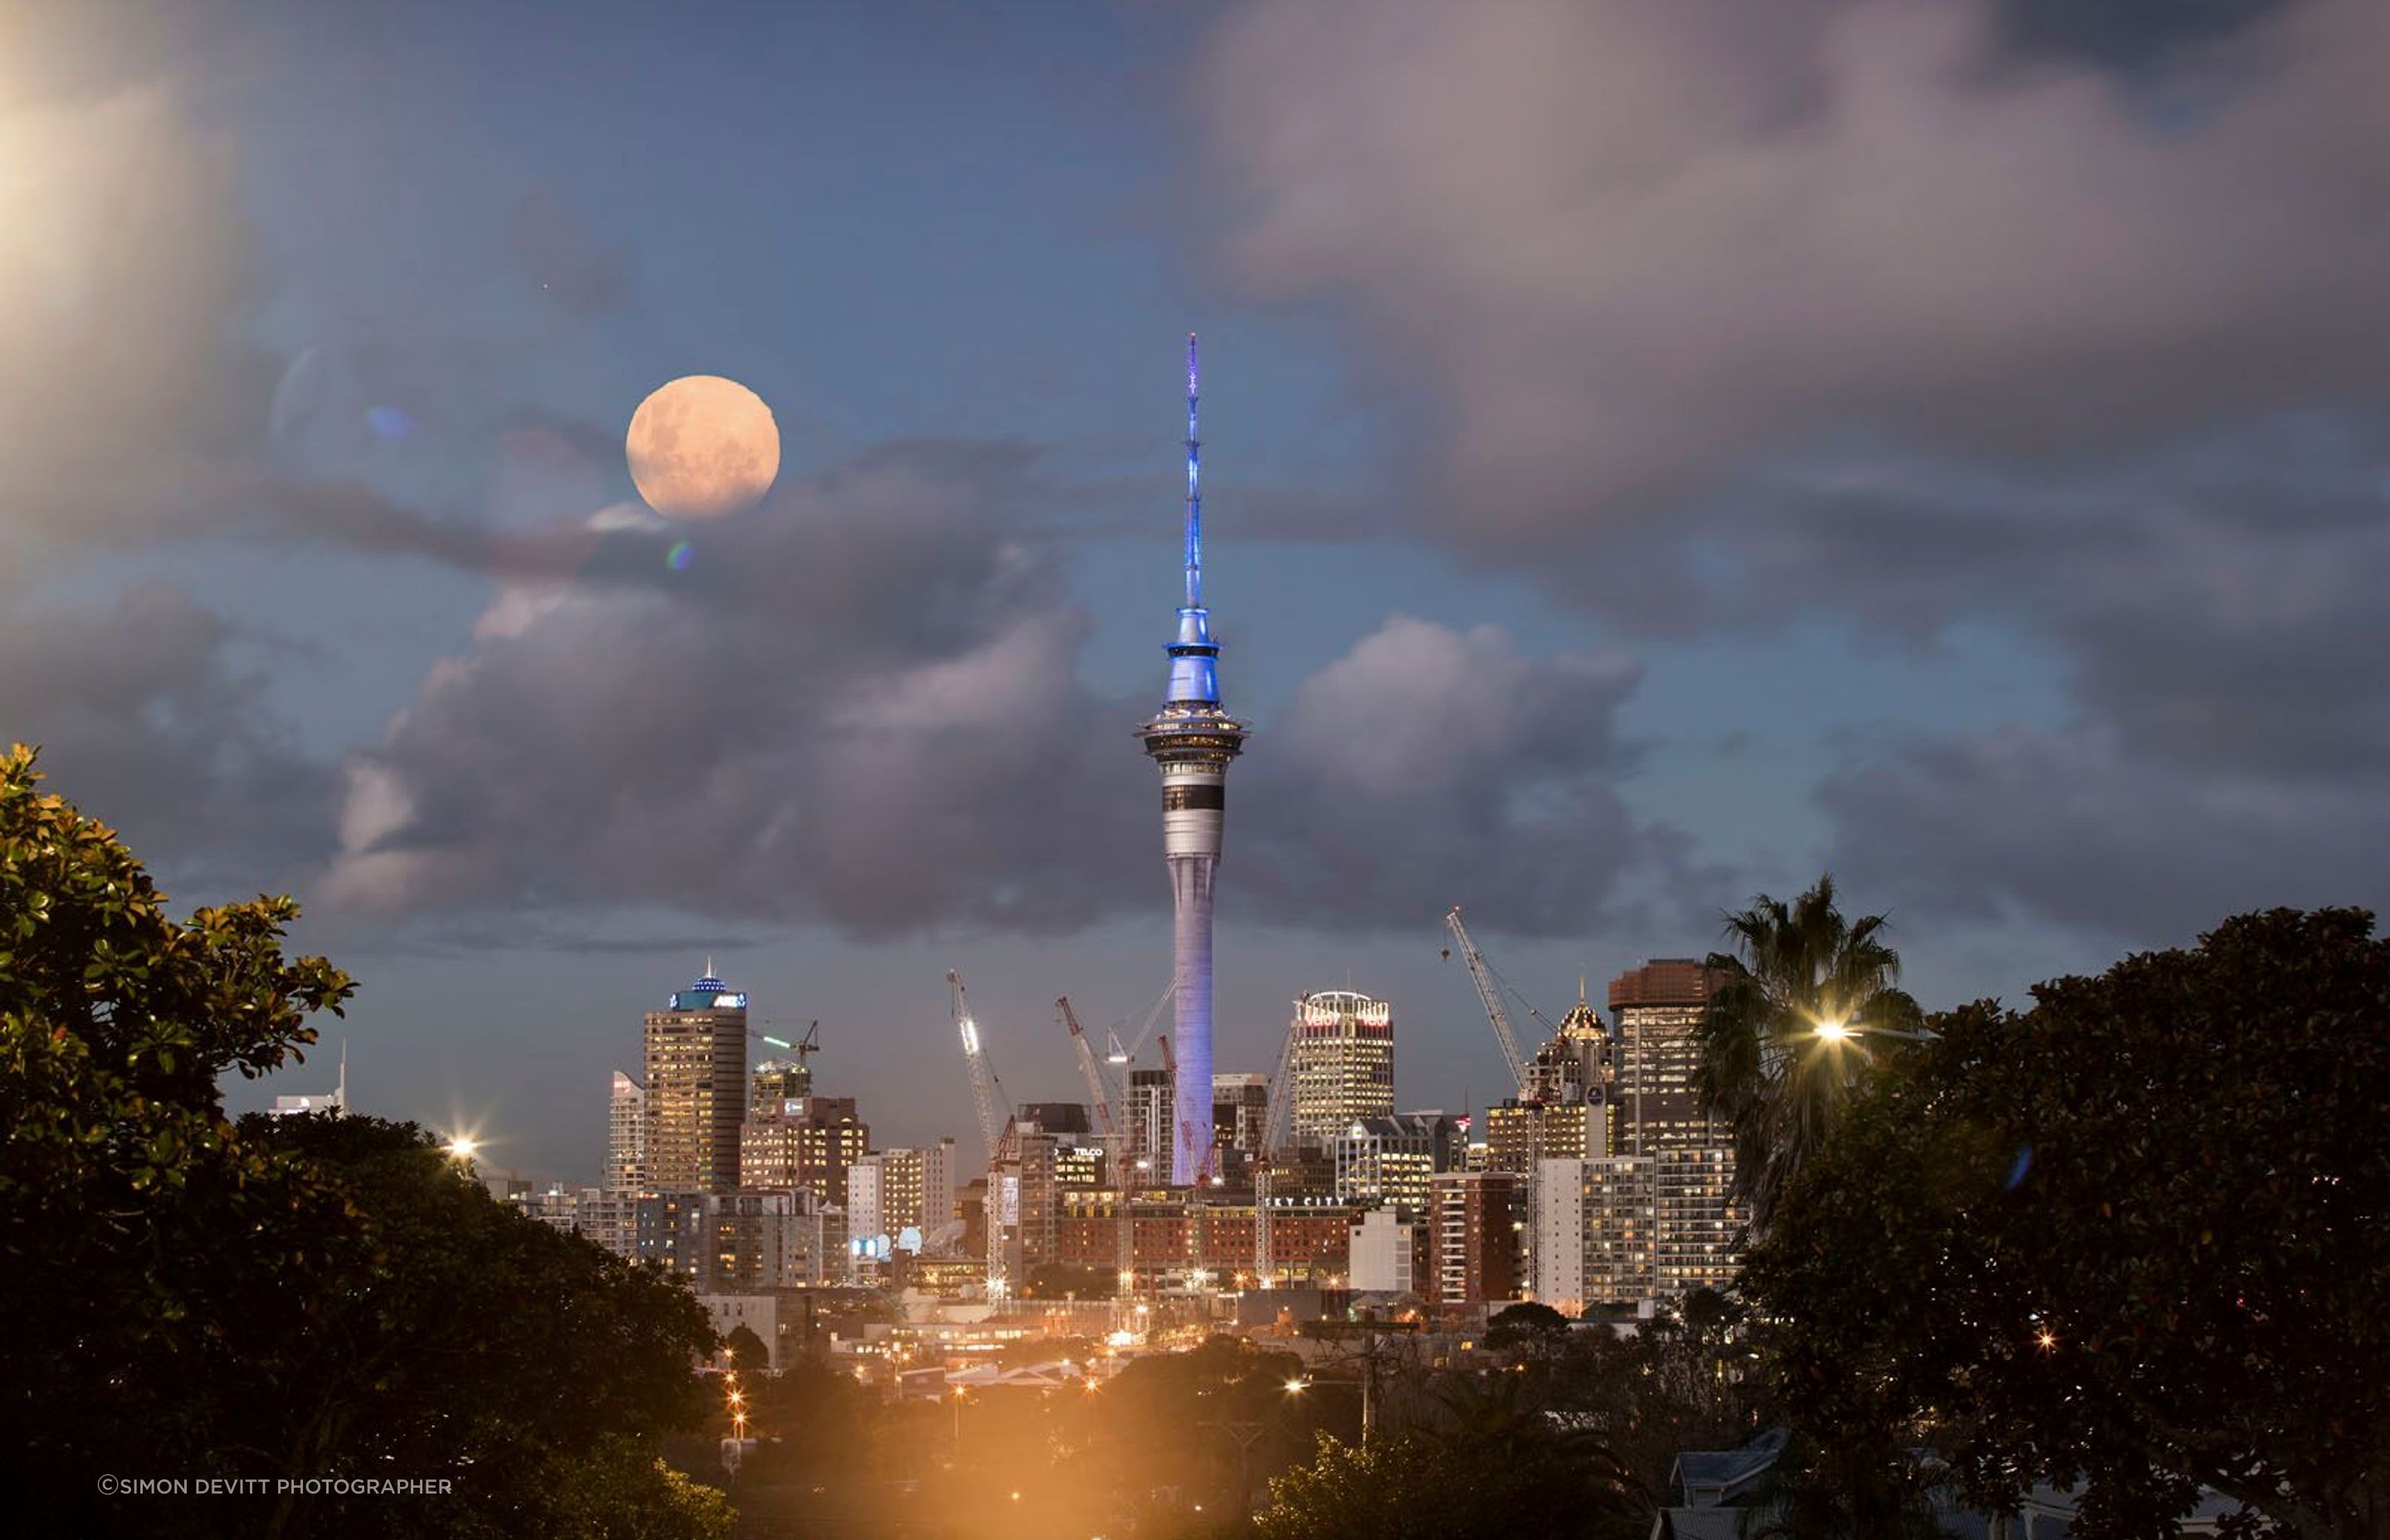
[
  {"left": 1744, "top": 910, "right": 2390, "bottom": 1540},
  {"left": 0, "top": 748, "right": 726, "bottom": 1539},
  {"left": 0, "top": 744, "right": 355, "bottom": 1530},
  {"left": 723, "top": 1323, "right": 769, "bottom": 1371},
  {"left": 1694, "top": 872, "right": 1921, "bottom": 1232},
  {"left": 1257, "top": 1415, "right": 1634, "bottom": 1540},
  {"left": 1486, "top": 1300, "right": 1571, "bottom": 1356}
]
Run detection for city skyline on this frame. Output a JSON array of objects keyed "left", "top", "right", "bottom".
[{"left": 8, "top": 1, "right": 2390, "bottom": 1182}]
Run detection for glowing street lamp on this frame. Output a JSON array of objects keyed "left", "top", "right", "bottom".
[
  {"left": 444, "top": 1136, "right": 478, "bottom": 1160},
  {"left": 1809, "top": 1015, "right": 1939, "bottom": 1045}
]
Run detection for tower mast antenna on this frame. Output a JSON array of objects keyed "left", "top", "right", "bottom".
[{"left": 1185, "top": 332, "right": 1202, "bottom": 612}]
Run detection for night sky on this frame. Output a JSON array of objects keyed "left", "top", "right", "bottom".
[{"left": 7, "top": 0, "right": 2382, "bottom": 1182}]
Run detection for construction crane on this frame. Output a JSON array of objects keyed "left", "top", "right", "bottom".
[
  {"left": 1056, "top": 997, "right": 1119, "bottom": 1138},
  {"left": 949, "top": 969, "right": 1012, "bottom": 1162},
  {"left": 1106, "top": 982, "right": 1174, "bottom": 1068},
  {"left": 1444, "top": 906, "right": 1533, "bottom": 1099},
  {"left": 1252, "top": 1009, "right": 1303, "bottom": 1288}
]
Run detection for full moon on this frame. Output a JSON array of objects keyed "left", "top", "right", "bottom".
[{"left": 625, "top": 374, "right": 780, "bottom": 519}]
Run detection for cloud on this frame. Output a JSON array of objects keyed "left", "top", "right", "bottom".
[
  {"left": 1822, "top": 726, "right": 2390, "bottom": 947},
  {"left": 0, "top": 584, "right": 331, "bottom": 891},
  {"left": 1234, "top": 617, "right": 1686, "bottom": 934},
  {"left": 1199, "top": 0, "right": 2390, "bottom": 542},
  {"left": 322, "top": 446, "right": 1683, "bottom": 940},
  {"left": 1784, "top": 422, "right": 2390, "bottom": 937}
]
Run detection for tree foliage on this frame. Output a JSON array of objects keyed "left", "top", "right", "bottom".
[
  {"left": 1257, "top": 1402, "right": 1635, "bottom": 1540},
  {"left": 1486, "top": 1300, "right": 1572, "bottom": 1354},
  {"left": 1695, "top": 872, "right": 1922, "bottom": 1233},
  {"left": 1745, "top": 909, "right": 2390, "bottom": 1540},
  {"left": 0, "top": 748, "right": 724, "bottom": 1539}
]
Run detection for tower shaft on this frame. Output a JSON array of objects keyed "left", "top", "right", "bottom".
[{"left": 1140, "top": 334, "right": 1246, "bottom": 1186}]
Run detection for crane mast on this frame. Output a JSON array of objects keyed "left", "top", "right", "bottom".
[
  {"left": 1253, "top": 1009, "right": 1301, "bottom": 1288},
  {"left": 949, "top": 969, "right": 1010, "bottom": 1162},
  {"left": 1056, "top": 997, "right": 1119, "bottom": 1138},
  {"left": 1445, "top": 907, "right": 1531, "bottom": 1097}
]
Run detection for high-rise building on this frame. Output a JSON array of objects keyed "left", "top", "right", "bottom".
[
  {"left": 919, "top": 1138, "right": 958, "bottom": 1240},
  {"left": 1290, "top": 991, "right": 1395, "bottom": 1148},
  {"left": 1139, "top": 336, "right": 1248, "bottom": 1186},
  {"left": 739, "top": 1094, "right": 869, "bottom": 1206},
  {"left": 1605, "top": 958, "right": 1744, "bottom": 1299},
  {"left": 642, "top": 967, "right": 750, "bottom": 1192},
  {"left": 990, "top": 1126, "right": 1059, "bottom": 1284},
  {"left": 1611, "top": 960, "right": 1721, "bottom": 1155},
  {"left": 1330, "top": 1112, "right": 1457, "bottom": 1220},
  {"left": 751, "top": 1057, "right": 812, "bottom": 1104},
  {"left": 1126, "top": 1066, "right": 1174, "bottom": 1182},
  {"left": 1528, "top": 1157, "right": 1588, "bottom": 1312},
  {"left": 1486, "top": 992, "right": 1617, "bottom": 1174},
  {"left": 1428, "top": 1169, "right": 1522, "bottom": 1306},
  {"left": 607, "top": 1070, "right": 645, "bottom": 1191},
  {"left": 1212, "top": 1073, "right": 1270, "bottom": 1181},
  {"left": 869, "top": 1140, "right": 957, "bottom": 1243},
  {"left": 1580, "top": 1157, "right": 1656, "bottom": 1303}
]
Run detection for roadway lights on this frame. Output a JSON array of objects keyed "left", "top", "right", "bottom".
[{"left": 445, "top": 1136, "right": 478, "bottom": 1159}]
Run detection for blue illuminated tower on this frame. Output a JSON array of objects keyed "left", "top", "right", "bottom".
[{"left": 1139, "top": 334, "right": 1247, "bottom": 1186}]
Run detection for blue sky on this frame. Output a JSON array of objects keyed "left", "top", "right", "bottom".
[{"left": 6, "top": 0, "right": 2385, "bottom": 1181}]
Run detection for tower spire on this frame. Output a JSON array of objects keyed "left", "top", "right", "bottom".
[{"left": 1185, "top": 332, "right": 1202, "bottom": 612}]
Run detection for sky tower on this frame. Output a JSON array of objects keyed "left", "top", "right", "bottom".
[{"left": 1140, "top": 334, "right": 1247, "bottom": 1187}]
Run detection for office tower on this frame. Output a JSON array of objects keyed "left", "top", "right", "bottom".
[
  {"left": 1487, "top": 992, "right": 1616, "bottom": 1174},
  {"left": 869, "top": 1141, "right": 956, "bottom": 1241},
  {"left": 1139, "top": 336, "right": 1248, "bottom": 1186},
  {"left": 1212, "top": 1073, "right": 1269, "bottom": 1180},
  {"left": 1330, "top": 1112, "right": 1457, "bottom": 1220},
  {"left": 751, "top": 1057, "right": 812, "bottom": 1104},
  {"left": 1126, "top": 1066, "right": 1174, "bottom": 1182},
  {"left": 1290, "top": 990, "right": 1395, "bottom": 1148},
  {"left": 1428, "top": 1169, "right": 1522, "bottom": 1306},
  {"left": 739, "top": 1094, "right": 869, "bottom": 1206},
  {"left": 643, "top": 967, "right": 749, "bottom": 1192},
  {"left": 1610, "top": 959, "right": 1721, "bottom": 1153},
  {"left": 607, "top": 1070, "right": 645, "bottom": 1191},
  {"left": 1607, "top": 958, "right": 1743, "bottom": 1299},
  {"left": 990, "top": 1126, "right": 1059, "bottom": 1284}
]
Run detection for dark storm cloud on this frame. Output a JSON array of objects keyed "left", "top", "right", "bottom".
[
  {"left": 1770, "top": 424, "right": 2390, "bottom": 937},
  {"left": 1196, "top": 0, "right": 2390, "bottom": 943},
  {"left": 324, "top": 447, "right": 1680, "bottom": 940},
  {"left": 1200, "top": 0, "right": 2390, "bottom": 543},
  {"left": 1820, "top": 729, "right": 2390, "bottom": 946},
  {"left": 0, "top": 584, "right": 332, "bottom": 889}
]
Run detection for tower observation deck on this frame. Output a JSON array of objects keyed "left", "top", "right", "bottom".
[{"left": 1139, "top": 334, "right": 1247, "bottom": 1187}]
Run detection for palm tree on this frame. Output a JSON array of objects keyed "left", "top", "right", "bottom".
[{"left": 1694, "top": 874, "right": 1921, "bottom": 1235}]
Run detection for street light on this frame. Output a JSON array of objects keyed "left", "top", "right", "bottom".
[
  {"left": 1809, "top": 1015, "right": 1938, "bottom": 1044},
  {"left": 1284, "top": 1377, "right": 1310, "bottom": 1395},
  {"left": 444, "top": 1136, "right": 478, "bottom": 1160}
]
